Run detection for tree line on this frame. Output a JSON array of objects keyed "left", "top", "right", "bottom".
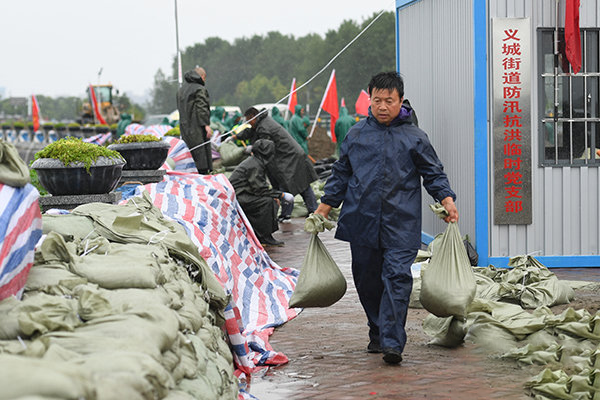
[{"left": 147, "top": 11, "right": 395, "bottom": 116}]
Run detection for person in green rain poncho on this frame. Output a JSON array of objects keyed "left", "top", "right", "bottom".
[
  {"left": 271, "top": 107, "right": 288, "bottom": 129},
  {"left": 210, "top": 106, "right": 228, "bottom": 133},
  {"left": 115, "top": 113, "right": 132, "bottom": 140},
  {"left": 288, "top": 104, "right": 309, "bottom": 154},
  {"left": 225, "top": 111, "right": 242, "bottom": 131},
  {"left": 334, "top": 106, "right": 356, "bottom": 155}
]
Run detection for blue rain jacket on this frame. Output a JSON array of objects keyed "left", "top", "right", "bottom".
[{"left": 321, "top": 105, "right": 456, "bottom": 250}]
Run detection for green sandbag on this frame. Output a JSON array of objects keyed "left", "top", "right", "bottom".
[
  {"left": 217, "top": 141, "right": 247, "bottom": 167},
  {"left": 0, "top": 141, "right": 29, "bottom": 187},
  {"left": 420, "top": 220, "right": 477, "bottom": 319},
  {"left": 289, "top": 234, "right": 346, "bottom": 308}
]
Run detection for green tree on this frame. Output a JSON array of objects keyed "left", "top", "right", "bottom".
[{"left": 147, "top": 69, "right": 178, "bottom": 114}]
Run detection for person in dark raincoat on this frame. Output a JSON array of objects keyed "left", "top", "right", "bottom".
[
  {"left": 271, "top": 107, "right": 288, "bottom": 129},
  {"left": 288, "top": 104, "right": 309, "bottom": 154},
  {"left": 176, "top": 67, "right": 213, "bottom": 174},
  {"left": 229, "top": 139, "right": 292, "bottom": 246},
  {"left": 315, "top": 71, "right": 458, "bottom": 365},
  {"left": 334, "top": 105, "right": 356, "bottom": 155},
  {"left": 233, "top": 107, "right": 319, "bottom": 222}
]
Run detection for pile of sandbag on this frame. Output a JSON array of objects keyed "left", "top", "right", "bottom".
[{"left": 0, "top": 196, "right": 239, "bottom": 400}]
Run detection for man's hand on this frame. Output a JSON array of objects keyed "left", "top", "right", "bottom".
[
  {"left": 205, "top": 125, "right": 213, "bottom": 139},
  {"left": 314, "top": 203, "right": 332, "bottom": 220},
  {"left": 441, "top": 197, "right": 458, "bottom": 223}
]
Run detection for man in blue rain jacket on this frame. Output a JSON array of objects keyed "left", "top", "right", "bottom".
[{"left": 315, "top": 71, "right": 458, "bottom": 365}]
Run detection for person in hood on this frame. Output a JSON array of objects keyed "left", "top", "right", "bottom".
[
  {"left": 229, "top": 139, "right": 293, "bottom": 246},
  {"left": 115, "top": 113, "right": 132, "bottom": 140},
  {"left": 176, "top": 67, "right": 213, "bottom": 174},
  {"left": 288, "top": 104, "right": 309, "bottom": 154},
  {"left": 314, "top": 71, "right": 458, "bottom": 365},
  {"left": 232, "top": 107, "right": 319, "bottom": 222},
  {"left": 271, "top": 107, "right": 288, "bottom": 129},
  {"left": 334, "top": 105, "right": 356, "bottom": 155},
  {"left": 210, "top": 106, "right": 228, "bottom": 133}
]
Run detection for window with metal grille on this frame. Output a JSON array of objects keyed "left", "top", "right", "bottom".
[{"left": 539, "top": 28, "right": 599, "bottom": 166}]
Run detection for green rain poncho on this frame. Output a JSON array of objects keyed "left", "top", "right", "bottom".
[
  {"left": 334, "top": 106, "right": 356, "bottom": 153},
  {"left": 288, "top": 104, "right": 309, "bottom": 154},
  {"left": 271, "top": 107, "right": 287, "bottom": 129}
]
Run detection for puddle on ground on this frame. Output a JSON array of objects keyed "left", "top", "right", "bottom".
[{"left": 245, "top": 369, "right": 316, "bottom": 400}]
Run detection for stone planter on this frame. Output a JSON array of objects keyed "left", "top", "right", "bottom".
[
  {"left": 81, "top": 126, "right": 95, "bottom": 139},
  {"left": 31, "top": 156, "right": 125, "bottom": 195},
  {"left": 108, "top": 140, "right": 170, "bottom": 170}
]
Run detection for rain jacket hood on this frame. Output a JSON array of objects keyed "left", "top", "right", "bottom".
[
  {"left": 294, "top": 104, "right": 303, "bottom": 116},
  {"left": 252, "top": 139, "right": 275, "bottom": 164},
  {"left": 183, "top": 69, "right": 205, "bottom": 85},
  {"left": 339, "top": 106, "right": 350, "bottom": 117}
]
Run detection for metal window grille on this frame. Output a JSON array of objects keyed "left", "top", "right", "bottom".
[{"left": 539, "top": 28, "right": 600, "bottom": 166}]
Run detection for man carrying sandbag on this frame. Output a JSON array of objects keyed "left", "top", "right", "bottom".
[{"left": 314, "top": 71, "right": 458, "bottom": 365}]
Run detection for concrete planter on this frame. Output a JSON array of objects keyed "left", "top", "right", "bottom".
[
  {"left": 31, "top": 156, "right": 125, "bottom": 195},
  {"left": 108, "top": 140, "right": 170, "bottom": 170}
]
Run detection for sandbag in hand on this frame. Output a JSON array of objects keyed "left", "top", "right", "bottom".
[{"left": 304, "top": 213, "right": 335, "bottom": 234}]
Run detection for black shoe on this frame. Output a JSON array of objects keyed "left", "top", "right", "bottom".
[
  {"left": 367, "top": 341, "right": 382, "bottom": 354},
  {"left": 277, "top": 215, "right": 291, "bottom": 224},
  {"left": 382, "top": 349, "right": 403, "bottom": 364},
  {"left": 260, "top": 235, "right": 284, "bottom": 246}
]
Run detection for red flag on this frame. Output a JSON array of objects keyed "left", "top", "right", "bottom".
[
  {"left": 31, "top": 94, "right": 41, "bottom": 132},
  {"left": 287, "top": 78, "right": 298, "bottom": 114},
  {"left": 341, "top": 97, "right": 346, "bottom": 108},
  {"left": 321, "top": 70, "right": 339, "bottom": 142},
  {"left": 89, "top": 84, "right": 108, "bottom": 125},
  {"left": 355, "top": 89, "right": 370, "bottom": 116},
  {"left": 565, "top": 0, "right": 582, "bottom": 74}
]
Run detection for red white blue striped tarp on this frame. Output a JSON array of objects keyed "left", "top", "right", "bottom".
[
  {"left": 83, "top": 132, "right": 112, "bottom": 146},
  {"left": 161, "top": 136, "right": 198, "bottom": 173},
  {"left": 0, "top": 183, "right": 42, "bottom": 300},
  {"left": 123, "top": 172, "right": 300, "bottom": 381}
]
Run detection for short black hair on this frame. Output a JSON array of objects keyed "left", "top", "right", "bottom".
[
  {"left": 368, "top": 71, "right": 404, "bottom": 99},
  {"left": 244, "top": 107, "right": 259, "bottom": 119}
]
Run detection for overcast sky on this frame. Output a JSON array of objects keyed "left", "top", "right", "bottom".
[{"left": 0, "top": 0, "right": 394, "bottom": 101}]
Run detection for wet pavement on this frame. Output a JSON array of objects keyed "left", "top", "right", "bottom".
[{"left": 246, "top": 217, "right": 600, "bottom": 400}]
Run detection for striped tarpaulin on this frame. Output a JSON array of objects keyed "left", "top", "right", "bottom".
[
  {"left": 124, "top": 123, "right": 146, "bottom": 136},
  {"left": 0, "top": 183, "right": 42, "bottom": 300},
  {"left": 125, "top": 172, "right": 300, "bottom": 380},
  {"left": 161, "top": 136, "right": 198, "bottom": 173},
  {"left": 83, "top": 132, "right": 112, "bottom": 145}
]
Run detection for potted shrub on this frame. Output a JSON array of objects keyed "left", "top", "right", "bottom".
[
  {"left": 109, "top": 123, "right": 118, "bottom": 132},
  {"left": 54, "top": 123, "right": 67, "bottom": 139},
  {"left": 31, "top": 137, "right": 125, "bottom": 196},
  {"left": 108, "top": 134, "right": 170, "bottom": 170}
]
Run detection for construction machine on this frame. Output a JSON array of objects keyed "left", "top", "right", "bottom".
[{"left": 80, "top": 84, "right": 120, "bottom": 125}]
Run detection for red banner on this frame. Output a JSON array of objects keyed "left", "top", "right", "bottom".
[
  {"left": 321, "top": 70, "right": 339, "bottom": 142},
  {"left": 89, "top": 84, "right": 108, "bottom": 125},
  {"left": 565, "top": 0, "right": 582, "bottom": 74},
  {"left": 287, "top": 78, "right": 297, "bottom": 114},
  {"left": 31, "top": 95, "right": 41, "bottom": 132},
  {"left": 355, "top": 89, "right": 370, "bottom": 116}
]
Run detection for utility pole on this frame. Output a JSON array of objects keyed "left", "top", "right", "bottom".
[{"left": 174, "top": 0, "right": 183, "bottom": 87}]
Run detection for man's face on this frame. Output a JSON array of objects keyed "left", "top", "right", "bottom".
[{"left": 370, "top": 88, "right": 402, "bottom": 125}]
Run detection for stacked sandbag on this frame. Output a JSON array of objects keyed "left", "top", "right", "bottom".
[{"left": 0, "top": 197, "right": 238, "bottom": 399}]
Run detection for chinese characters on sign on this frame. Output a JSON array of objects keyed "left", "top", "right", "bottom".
[{"left": 492, "top": 18, "right": 532, "bottom": 225}]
